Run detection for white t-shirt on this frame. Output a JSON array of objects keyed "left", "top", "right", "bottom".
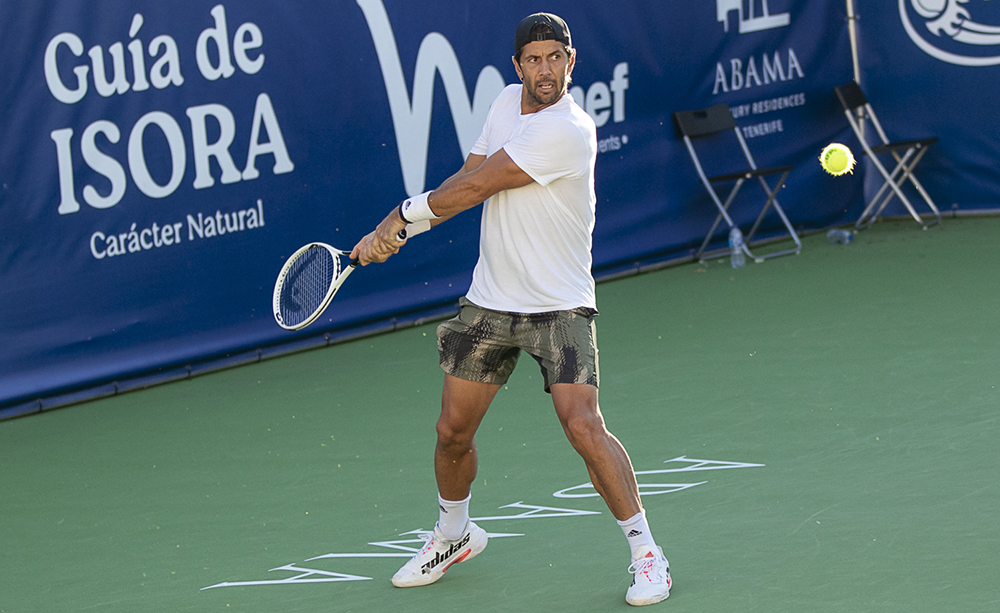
[{"left": 465, "top": 84, "right": 597, "bottom": 313}]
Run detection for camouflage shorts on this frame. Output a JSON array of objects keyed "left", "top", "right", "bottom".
[{"left": 437, "top": 298, "right": 599, "bottom": 393}]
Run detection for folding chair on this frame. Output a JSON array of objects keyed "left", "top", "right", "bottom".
[
  {"left": 673, "top": 103, "right": 801, "bottom": 263},
  {"left": 834, "top": 81, "right": 943, "bottom": 230}
]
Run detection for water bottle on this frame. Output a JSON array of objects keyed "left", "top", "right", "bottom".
[
  {"left": 826, "top": 229, "right": 854, "bottom": 245},
  {"left": 728, "top": 227, "right": 746, "bottom": 268}
]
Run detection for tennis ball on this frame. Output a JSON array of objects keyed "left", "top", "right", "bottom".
[{"left": 819, "top": 143, "right": 856, "bottom": 176}]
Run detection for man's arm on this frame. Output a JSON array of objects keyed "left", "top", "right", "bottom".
[
  {"left": 428, "top": 153, "right": 487, "bottom": 227},
  {"left": 351, "top": 150, "right": 533, "bottom": 264},
  {"left": 425, "top": 149, "right": 533, "bottom": 220}
]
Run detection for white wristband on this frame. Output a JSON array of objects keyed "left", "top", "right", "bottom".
[
  {"left": 398, "top": 191, "right": 439, "bottom": 223},
  {"left": 403, "top": 219, "right": 432, "bottom": 238}
]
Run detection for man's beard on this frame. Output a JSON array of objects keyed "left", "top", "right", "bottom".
[{"left": 526, "top": 76, "right": 564, "bottom": 107}]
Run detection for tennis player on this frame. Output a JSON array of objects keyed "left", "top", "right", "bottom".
[{"left": 351, "top": 12, "right": 670, "bottom": 606}]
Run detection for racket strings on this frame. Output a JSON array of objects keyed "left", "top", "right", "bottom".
[{"left": 278, "top": 247, "right": 338, "bottom": 328}]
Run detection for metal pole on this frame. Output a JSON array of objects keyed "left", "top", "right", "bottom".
[
  {"left": 846, "top": 0, "right": 865, "bottom": 134},
  {"left": 846, "top": 0, "right": 861, "bottom": 85}
]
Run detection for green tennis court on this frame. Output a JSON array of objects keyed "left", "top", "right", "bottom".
[{"left": 3, "top": 217, "right": 998, "bottom": 613}]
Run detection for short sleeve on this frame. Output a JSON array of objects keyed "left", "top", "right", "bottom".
[
  {"left": 502, "top": 118, "right": 589, "bottom": 186},
  {"left": 470, "top": 85, "right": 517, "bottom": 157},
  {"left": 470, "top": 125, "right": 488, "bottom": 157}
]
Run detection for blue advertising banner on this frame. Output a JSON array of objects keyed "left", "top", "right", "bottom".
[
  {"left": 856, "top": 0, "right": 1000, "bottom": 213},
  {"left": 3, "top": 0, "right": 975, "bottom": 415}
]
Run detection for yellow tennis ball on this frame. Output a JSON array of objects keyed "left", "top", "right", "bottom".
[{"left": 819, "top": 143, "right": 856, "bottom": 176}]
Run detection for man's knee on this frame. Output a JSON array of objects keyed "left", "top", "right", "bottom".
[
  {"left": 561, "top": 410, "right": 609, "bottom": 451},
  {"left": 436, "top": 415, "right": 475, "bottom": 451}
]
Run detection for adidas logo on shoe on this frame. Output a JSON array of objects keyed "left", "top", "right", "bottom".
[
  {"left": 392, "top": 521, "right": 488, "bottom": 588},
  {"left": 627, "top": 530, "right": 643, "bottom": 538},
  {"left": 420, "top": 532, "right": 471, "bottom": 574}
]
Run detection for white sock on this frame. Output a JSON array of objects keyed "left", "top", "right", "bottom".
[
  {"left": 437, "top": 492, "right": 471, "bottom": 541},
  {"left": 617, "top": 510, "right": 658, "bottom": 559}
]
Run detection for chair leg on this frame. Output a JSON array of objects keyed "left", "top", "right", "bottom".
[
  {"left": 870, "top": 150, "right": 919, "bottom": 224},
  {"left": 891, "top": 148, "right": 942, "bottom": 227},
  {"left": 738, "top": 172, "right": 800, "bottom": 262},
  {"left": 694, "top": 174, "right": 800, "bottom": 263},
  {"left": 746, "top": 172, "right": 787, "bottom": 241},
  {"left": 905, "top": 174, "right": 943, "bottom": 227},
  {"left": 858, "top": 145, "right": 942, "bottom": 230},
  {"left": 695, "top": 179, "right": 744, "bottom": 261},
  {"left": 745, "top": 188, "right": 774, "bottom": 241},
  {"left": 855, "top": 147, "right": 924, "bottom": 229}
]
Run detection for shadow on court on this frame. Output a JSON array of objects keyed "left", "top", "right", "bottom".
[{"left": 2, "top": 217, "right": 998, "bottom": 613}]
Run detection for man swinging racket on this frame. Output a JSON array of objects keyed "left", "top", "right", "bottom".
[{"left": 351, "top": 12, "right": 670, "bottom": 606}]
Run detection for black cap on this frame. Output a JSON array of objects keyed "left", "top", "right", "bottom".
[{"left": 514, "top": 13, "right": 572, "bottom": 59}]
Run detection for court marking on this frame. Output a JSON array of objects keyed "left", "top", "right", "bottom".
[
  {"left": 554, "top": 456, "right": 766, "bottom": 498},
  {"left": 202, "top": 456, "right": 763, "bottom": 590}
]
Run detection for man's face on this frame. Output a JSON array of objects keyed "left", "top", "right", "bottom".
[{"left": 513, "top": 40, "right": 576, "bottom": 112}]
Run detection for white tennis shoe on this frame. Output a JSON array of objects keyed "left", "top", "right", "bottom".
[
  {"left": 391, "top": 521, "right": 488, "bottom": 588},
  {"left": 626, "top": 545, "right": 671, "bottom": 606}
]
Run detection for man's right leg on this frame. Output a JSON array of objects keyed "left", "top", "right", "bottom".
[
  {"left": 435, "top": 373, "right": 501, "bottom": 500},
  {"left": 392, "top": 374, "right": 499, "bottom": 588}
]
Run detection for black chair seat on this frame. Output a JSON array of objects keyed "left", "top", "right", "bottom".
[
  {"left": 709, "top": 165, "right": 793, "bottom": 183},
  {"left": 869, "top": 137, "right": 938, "bottom": 155}
]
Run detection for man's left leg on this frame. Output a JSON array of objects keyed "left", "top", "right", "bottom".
[
  {"left": 550, "top": 383, "right": 671, "bottom": 606},
  {"left": 551, "top": 383, "right": 640, "bottom": 518}
]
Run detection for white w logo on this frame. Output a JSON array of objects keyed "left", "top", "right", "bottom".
[{"left": 357, "top": 0, "right": 507, "bottom": 195}]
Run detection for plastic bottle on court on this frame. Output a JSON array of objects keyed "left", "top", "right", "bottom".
[
  {"left": 826, "top": 229, "right": 854, "bottom": 244},
  {"left": 728, "top": 226, "right": 746, "bottom": 268}
]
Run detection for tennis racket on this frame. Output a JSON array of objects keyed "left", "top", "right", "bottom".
[{"left": 272, "top": 230, "right": 406, "bottom": 331}]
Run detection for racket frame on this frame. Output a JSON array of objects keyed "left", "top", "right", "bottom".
[
  {"left": 272, "top": 242, "right": 357, "bottom": 331},
  {"left": 272, "top": 229, "right": 406, "bottom": 331}
]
